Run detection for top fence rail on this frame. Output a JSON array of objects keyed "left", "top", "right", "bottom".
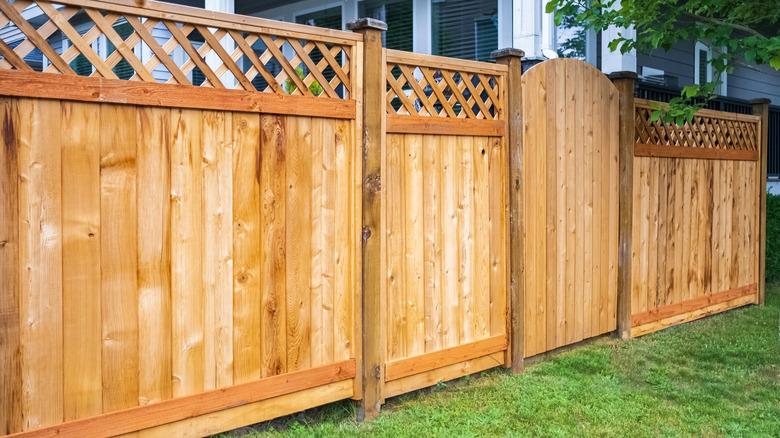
[{"left": 0, "top": 0, "right": 359, "bottom": 98}]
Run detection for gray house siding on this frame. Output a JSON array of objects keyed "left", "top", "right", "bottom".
[
  {"left": 637, "top": 39, "right": 780, "bottom": 105},
  {"left": 637, "top": 41, "right": 696, "bottom": 89},
  {"left": 728, "top": 62, "right": 780, "bottom": 105}
]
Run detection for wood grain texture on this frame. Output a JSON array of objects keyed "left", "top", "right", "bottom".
[
  {"left": 0, "top": 97, "right": 22, "bottom": 435},
  {"left": 61, "top": 101, "right": 102, "bottom": 420},
  {"left": 137, "top": 106, "right": 172, "bottom": 406},
  {"left": 286, "top": 116, "right": 312, "bottom": 372},
  {"left": 613, "top": 75, "right": 635, "bottom": 340},
  {"left": 634, "top": 143, "right": 758, "bottom": 161},
  {"left": 99, "top": 103, "right": 139, "bottom": 413},
  {"left": 17, "top": 98, "right": 64, "bottom": 429},
  {"left": 423, "top": 135, "right": 443, "bottom": 353},
  {"left": 232, "top": 112, "right": 262, "bottom": 383},
  {"left": 333, "top": 119, "right": 354, "bottom": 363},
  {"left": 170, "top": 109, "right": 205, "bottom": 398},
  {"left": 202, "top": 110, "right": 233, "bottom": 389},
  {"left": 405, "top": 134, "right": 425, "bottom": 358},
  {"left": 355, "top": 27, "right": 383, "bottom": 421},
  {"left": 260, "top": 114, "right": 286, "bottom": 376}
]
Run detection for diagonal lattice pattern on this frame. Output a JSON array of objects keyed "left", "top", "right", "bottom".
[
  {"left": 385, "top": 59, "right": 503, "bottom": 120},
  {"left": 635, "top": 100, "right": 759, "bottom": 151},
  {"left": 0, "top": 0, "right": 355, "bottom": 98}
]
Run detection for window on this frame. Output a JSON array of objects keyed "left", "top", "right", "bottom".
[
  {"left": 358, "top": 0, "right": 413, "bottom": 52},
  {"left": 694, "top": 42, "right": 727, "bottom": 95},
  {"left": 432, "top": 0, "right": 498, "bottom": 62},
  {"left": 295, "top": 5, "right": 342, "bottom": 30},
  {"left": 108, "top": 22, "right": 134, "bottom": 80}
]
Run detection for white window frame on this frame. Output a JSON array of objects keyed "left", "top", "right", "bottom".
[{"left": 695, "top": 41, "right": 727, "bottom": 96}]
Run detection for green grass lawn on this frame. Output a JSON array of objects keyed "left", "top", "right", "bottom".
[{"left": 221, "top": 284, "right": 780, "bottom": 438}]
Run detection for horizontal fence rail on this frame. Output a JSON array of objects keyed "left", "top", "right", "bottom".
[
  {"left": 0, "top": 0, "right": 357, "bottom": 97},
  {"left": 634, "top": 98, "right": 761, "bottom": 161}
]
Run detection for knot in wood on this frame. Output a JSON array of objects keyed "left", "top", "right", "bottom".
[
  {"left": 365, "top": 173, "right": 381, "bottom": 193},
  {"left": 362, "top": 226, "right": 372, "bottom": 241},
  {"left": 373, "top": 365, "right": 382, "bottom": 381}
]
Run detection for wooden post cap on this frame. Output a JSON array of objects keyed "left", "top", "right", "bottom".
[
  {"left": 751, "top": 98, "right": 771, "bottom": 105},
  {"left": 346, "top": 18, "right": 387, "bottom": 31},
  {"left": 608, "top": 71, "right": 638, "bottom": 80},
  {"left": 491, "top": 48, "right": 525, "bottom": 60}
]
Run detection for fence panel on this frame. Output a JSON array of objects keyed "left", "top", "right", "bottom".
[
  {"left": 0, "top": 0, "right": 361, "bottom": 435},
  {"left": 381, "top": 49, "right": 510, "bottom": 399},
  {"left": 630, "top": 99, "right": 760, "bottom": 337},
  {"left": 521, "top": 58, "right": 620, "bottom": 357},
  {"left": 0, "top": 97, "right": 360, "bottom": 437}
]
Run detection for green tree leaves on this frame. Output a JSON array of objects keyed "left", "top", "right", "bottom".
[{"left": 545, "top": 0, "right": 780, "bottom": 123}]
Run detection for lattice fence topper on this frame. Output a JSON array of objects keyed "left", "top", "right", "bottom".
[
  {"left": 635, "top": 102, "right": 759, "bottom": 151},
  {"left": 0, "top": 0, "right": 355, "bottom": 98},
  {"left": 385, "top": 61, "right": 503, "bottom": 120}
]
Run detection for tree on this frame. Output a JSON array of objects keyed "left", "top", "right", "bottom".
[
  {"left": 545, "top": 0, "right": 780, "bottom": 123},
  {"left": 557, "top": 11, "right": 587, "bottom": 58}
]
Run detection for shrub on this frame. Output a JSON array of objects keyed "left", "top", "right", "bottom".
[
  {"left": 283, "top": 66, "right": 323, "bottom": 96},
  {"left": 765, "top": 192, "right": 780, "bottom": 281}
]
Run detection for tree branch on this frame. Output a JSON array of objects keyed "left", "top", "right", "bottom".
[{"left": 681, "top": 11, "right": 765, "bottom": 38}]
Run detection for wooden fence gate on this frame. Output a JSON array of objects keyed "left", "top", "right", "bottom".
[{"left": 521, "top": 59, "right": 620, "bottom": 357}]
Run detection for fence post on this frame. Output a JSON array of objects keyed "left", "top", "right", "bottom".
[
  {"left": 347, "top": 17, "right": 387, "bottom": 421},
  {"left": 752, "top": 98, "right": 770, "bottom": 306},
  {"left": 493, "top": 48, "right": 525, "bottom": 373},
  {"left": 610, "top": 71, "right": 637, "bottom": 340}
]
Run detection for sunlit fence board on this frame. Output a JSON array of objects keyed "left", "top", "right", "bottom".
[{"left": 630, "top": 100, "right": 761, "bottom": 337}]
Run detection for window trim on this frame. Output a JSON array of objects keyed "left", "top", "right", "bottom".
[{"left": 694, "top": 41, "right": 728, "bottom": 96}]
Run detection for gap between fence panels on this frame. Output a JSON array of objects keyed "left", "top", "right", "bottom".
[{"left": 0, "top": 1, "right": 769, "bottom": 436}]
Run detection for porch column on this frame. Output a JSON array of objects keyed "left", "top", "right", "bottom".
[
  {"left": 601, "top": 2, "right": 636, "bottom": 74},
  {"left": 412, "top": 0, "right": 431, "bottom": 54},
  {"left": 205, "top": 0, "right": 237, "bottom": 88},
  {"left": 512, "top": 0, "right": 543, "bottom": 58}
]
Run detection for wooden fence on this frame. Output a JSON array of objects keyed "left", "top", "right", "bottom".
[
  {"left": 629, "top": 99, "right": 762, "bottom": 337},
  {"left": 0, "top": 0, "right": 769, "bottom": 436}
]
